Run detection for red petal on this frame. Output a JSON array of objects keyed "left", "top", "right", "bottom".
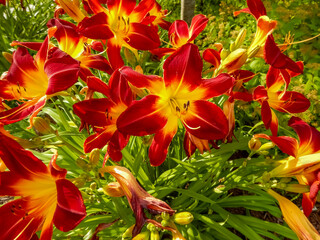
[
  {"left": 0, "top": 172, "right": 20, "bottom": 196},
  {"left": 78, "top": 12, "right": 114, "bottom": 40},
  {"left": 107, "top": 130, "right": 129, "bottom": 162},
  {"left": 149, "top": 115, "right": 178, "bottom": 166},
  {"left": 203, "top": 48, "right": 221, "bottom": 68},
  {"left": 0, "top": 133, "right": 48, "bottom": 177},
  {"left": 45, "top": 50, "right": 80, "bottom": 95},
  {"left": 164, "top": 43, "right": 202, "bottom": 91},
  {"left": 0, "top": 199, "right": 42, "bottom": 239},
  {"left": 181, "top": 100, "right": 228, "bottom": 140},
  {"left": 188, "top": 14, "right": 208, "bottom": 42},
  {"left": 130, "top": 0, "right": 155, "bottom": 22},
  {"left": 85, "top": 0, "right": 106, "bottom": 14},
  {"left": 270, "top": 91, "right": 310, "bottom": 113},
  {"left": 233, "top": 8, "right": 251, "bottom": 17},
  {"left": 302, "top": 193, "right": 314, "bottom": 217},
  {"left": 117, "top": 95, "right": 168, "bottom": 136},
  {"left": 264, "top": 35, "right": 303, "bottom": 73},
  {"left": 119, "top": 66, "right": 163, "bottom": 92},
  {"left": 150, "top": 47, "right": 176, "bottom": 59},
  {"left": 197, "top": 73, "right": 234, "bottom": 99},
  {"left": 254, "top": 133, "right": 299, "bottom": 157},
  {"left": 168, "top": 20, "right": 189, "bottom": 47},
  {"left": 54, "top": 179, "right": 86, "bottom": 232},
  {"left": 107, "top": 39, "right": 124, "bottom": 70},
  {"left": 107, "top": 0, "right": 136, "bottom": 16},
  {"left": 84, "top": 130, "right": 114, "bottom": 153},
  {"left": 0, "top": 97, "right": 46, "bottom": 125},
  {"left": 183, "top": 132, "right": 197, "bottom": 158},
  {"left": 231, "top": 70, "right": 255, "bottom": 83},
  {"left": 73, "top": 98, "right": 112, "bottom": 127},
  {"left": 126, "top": 23, "right": 160, "bottom": 50},
  {"left": 289, "top": 117, "right": 320, "bottom": 156},
  {"left": 86, "top": 76, "right": 110, "bottom": 97},
  {"left": 109, "top": 69, "right": 133, "bottom": 106},
  {"left": 233, "top": 91, "right": 253, "bottom": 102},
  {"left": 79, "top": 53, "right": 113, "bottom": 75},
  {"left": 246, "top": 0, "right": 267, "bottom": 19},
  {"left": 11, "top": 40, "right": 42, "bottom": 51},
  {"left": 253, "top": 85, "right": 268, "bottom": 101}
]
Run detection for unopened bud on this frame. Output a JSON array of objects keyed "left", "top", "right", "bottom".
[
  {"left": 213, "top": 185, "right": 225, "bottom": 194},
  {"left": 2, "top": 52, "right": 13, "bottom": 63},
  {"left": 73, "top": 178, "right": 86, "bottom": 188},
  {"left": 248, "top": 138, "right": 261, "bottom": 151},
  {"left": 76, "top": 158, "right": 88, "bottom": 169},
  {"left": 234, "top": 28, "right": 247, "bottom": 49},
  {"left": 174, "top": 212, "right": 194, "bottom": 225},
  {"left": 221, "top": 48, "right": 247, "bottom": 72},
  {"left": 260, "top": 150, "right": 269, "bottom": 155},
  {"left": 220, "top": 48, "right": 229, "bottom": 60},
  {"left": 258, "top": 142, "right": 275, "bottom": 151},
  {"left": 132, "top": 231, "right": 150, "bottom": 240},
  {"left": 230, "top": 42, "right": 236, "bottom": 52},
  {"left": 89, "top": 148, "right": 100, "bottom": 166},
  {"left": 32, "top": 117, "right": 53, "bottom": 135},
  {"left": 124, "top": 48, "right": 137, "bottom": 65},
  {"left": 161, "top": 212, "right": 170, "bottom": 221},
  {"left": 150, "top": 230, "right": 160, "bottom": 240},
  {"left": 247, "top": 45, "right": 261, "bottom": 58},
  {"left": 262, "top": 171, "right": 271, "bottom": 183},
  {"left": 280, "top": 177, "right": 292, "bottom": 183},
  {"left": 161, "top": 219, "right": 169, "bottom": 227},
  {"left": 103, "top": 182, "right": 125, "bottom": 197},
  {"left": 147, "top": 223, "right": 156, "bottom": 232},
  {"left": 90, "top": 182, "right": 97, "bottom": 190},
  {"left": 284, "top": 184, "right": 310, "bottom": 193},
  {"left": 122, "top": 225, "right": 135, "bottom": 239}
]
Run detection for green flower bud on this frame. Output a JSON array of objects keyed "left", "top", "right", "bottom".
[
  {"left": 150, "top": 230, "right": 160, "bottom": 240},
  {"left": 161, "top": 219, "right": 169, "bottom": 227},
  {"left": 234, "top": 28, "right": 247, "bottom": 49},
  {"left": 32, "top": 117, "right": 53, "bottom": 135},
  {"left": 90, "top": 182, "right": 97, "bottom": 191},
  {"left": 132, "top": 231, "right": 150, "bottom": 240},
  {"left": 174, "top": 212, "right": 194, "bottom": 225},
  {"left": 248, "top": 138, "right": 261, "bottom": 151},
  {"left": 89, "top": 148, "right": 100, "bottom": 166},
  {"left": 161, "top": 212, "right": 170, "bottom": 221}
]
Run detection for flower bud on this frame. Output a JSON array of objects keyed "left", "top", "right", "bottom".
[
  {"left": 174, "top": 212, "right": 194, "bottom": 225},
  {"left": 220, "top": 48, "right": 229, "bottom": 60},
  {"left": 76, "top": 157, "right": 88, "bottom": 169},
  {"left": 89, "top": 148, "right": 100, "bottom": 166},
  {"left": 284, "top": 184, "right": 310, "bottom": 193},
  {"left": 248, "top": 138, "right": 261, "bottom": 151},
  {"left": 230, "top": 41, "right": 236, "bottom": 52},
  {"left": 103, "top": 182, "right": 125, "bottom": 197},
  {"left": 32, "top": 117, "right": 53, "bottom": 135},
  {"left": 147, "top": 223, "right": 156, "bottom": 232},
  {"left": 132, "top": 231, "right": 150, "bottom": 240},
  {"left": 161, "top": 212, "right": 170, "bottom": 221},
  {"left": 221, "top": 48, "right": 247, "bottom": 72},
  {"left": 235, "top": 28, "right": 247, "bottom": 49},
  {"left": 161, "top": 219, "right": 169, "bottom": 227},
  {"left": 247, "top": 45, "right": 261, "bottom": 58},
  {"left": 90, "top": 182, "right": 97, "bottom": 191},
  {"left": 2, "top": 52, "right": 13, "bottom": 63},
  {"left": 122, "top": 225, "right": 135, "bottom": 239},
  {"left": 258, "top": 142, "right": 275, "bottom": 151},
  {"left": 150, "top": 230, "right": 160, "bottom": 240}
]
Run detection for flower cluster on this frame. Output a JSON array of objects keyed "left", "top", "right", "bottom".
[{"left": 0, "top": 0, "right": 318, "bottom": 239}]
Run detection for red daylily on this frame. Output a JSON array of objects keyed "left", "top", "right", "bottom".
[
  {"left": 100, "top": 166, "right": 175, "bottom": 237},
  {"left": 47, "top": 18, "right": 113, "bottom": 79},
  {"left": 54, "top": 0, "right": 87, "bottom": 22},
  {"left": 0, "top": 36, "right": 80, "bottom": 126},
  {"left": 253, "top": 62, "right": 309, "bottom": 135},
  {"left": 151, "top": 14, "right": 208, "bottom": 59},
  {"left": 78, "top": 0, "right": 160, "bottom": 70},
  {"left": 0, "top": 133, "right": 86, "bottom": 239},
  {"left": 255, "top": 117, "right": 320, "bottom": 216},
  {"left": 117, "top": 43, "right": 233, "bottom": 166},
  {"left": 73, "top": 69, "right": 133, "bottom": 161},
  {"left": 144, "top": 1, "right": 171, "bottom": 31}
]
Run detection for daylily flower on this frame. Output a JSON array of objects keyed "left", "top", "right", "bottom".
[
  {"left": 0, "top": 133, "right": 86, "bottom": 239},
  {"left": 100, "top": 166, "right": 175, "bottom": 237},
  {"left": 47, "top": 18, "right": 113, "bottom": 79},
  {"left": 144, "top": 1, "right": 171, "bottom": 31},
  {"left": 253, "top": 62, "right": 310, "bottom": 136},
  {"left": 117, "top": 43, "right": 233, "bottom": 165},
  {"left": 54, "top": 0, "right": 87, "bottom": 22},
  {"left": 234, "top": 0, "right": 277, "bottom": 58},
  {"left": 78, "top": 0, "right": 160, "bottom": 70},
  {"left": 268, "top": 189, "right": 320, "bottom": 240},
  {"left": 151, "top": 14, "right": 208, "bottom": 59},
  {"left": 0, "top": 36, "right": 80, "bottom": 126},
  {"left": 255, "top": 117, "right": 320, "bottom": 216},
  {"left": 73, "top": 69, "right": 133, "bottom": 162}
]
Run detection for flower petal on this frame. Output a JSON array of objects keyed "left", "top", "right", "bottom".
[
  {"left": 149, "top": 115, "right": 178, "bottom": 166},
  {"left": 164, "top": 43, "right": 202, "bottom": 91},
  {"left": 107, "top": 0, "right": 136, "bottom": 16},
  {"left": 288, "top": 117, "right": 320, "bottom": 156},
  {"left": 0, "top": 133, "right": 48, "bottom": 177},
  {"left": 84, "top": 129, "right": 114, "bottom": 153},
  {"left": 261, "top": 101, "right": 278, "bottom": 136},
  {"left": 181, "top": 100, "right": 228, "bottom": 140},
  {"left": 270, "top": 91, "right": 310, "bottom": 114},
  {"left": 86, "top": 76, "right": 110, "bottom": 97},
  {"left": 188, "top": 14, "right": 208, "bottom": 42},
  {"left": 107, "top": 130, "right": 129, "bottom": 162},
  {"left": 107, "top": 39, "right": 124, "bottom": 71},
  {"left": 117, "top": 95, "right": 168, "bottom": 136},
  {"left": 53, "top": 178, "right": 86, "bottom": 232},
  {"left": 168, "top": 20, "right": 189, "bottom": 47},
  {"left": 109, "top": 69, "right": 133, "bottom": 106},
  {"left": 45, "top": 49, "right": 80, "bottom": 95},
  {"left": 203, "top": 48, "right": 221, "bottom": 68},
  {"left": 126, "top": 23, "right": 160, "bottom": 50}
]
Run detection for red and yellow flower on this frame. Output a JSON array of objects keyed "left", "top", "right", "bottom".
[
  {"left": 253, "top": 60, "right": 309, "bottom": 136},
  {"left": 73, "top": 69, "right": 133, "bottom": 162},
  {"left": 0, "top": 36, "right": 80, "bottom": 126},
  {"left": 78, "top": 0, "right": 160, "bottom": 70},
  {"left": 0, "top": 133, "right": 86, "bottom": 239},
  {"left": 117, "top": 43, "right": 233, "bottom": 165},
  {"left": 255, "top": 117, "right": 320, "bottom": 216}
]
